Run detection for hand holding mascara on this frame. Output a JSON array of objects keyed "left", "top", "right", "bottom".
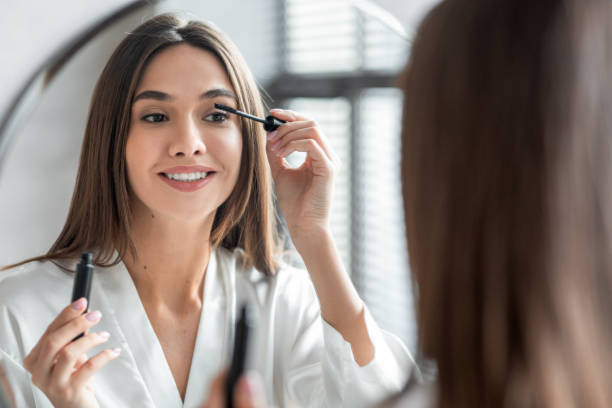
[{"left": 226, "top": 303, "right": 255, "bottom": 408}]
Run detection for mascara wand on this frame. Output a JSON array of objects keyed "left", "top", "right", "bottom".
[{"left": 215, "top": 103, "right": 286, "bottom": 132}]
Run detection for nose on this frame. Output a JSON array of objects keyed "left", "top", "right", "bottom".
[{"left": 168, "top": 117, "right": 206, "bottom": 157}]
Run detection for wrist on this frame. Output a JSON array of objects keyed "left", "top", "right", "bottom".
[{"left": 288, "top": 223, "right": 332, "bottom": 250}]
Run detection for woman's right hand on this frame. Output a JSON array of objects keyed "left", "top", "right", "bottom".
[
  {"left": 23, "top": 298, "right": 120, "bottom": 408},
  {"left": 201, "top": 369, "right": 267, "bottom": 408}
]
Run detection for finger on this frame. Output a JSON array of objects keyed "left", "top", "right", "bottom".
[
  {"left": 234, "top": 372, "right": 267, "bottom": 408},
  {"left": 45, "top": 298, "right": 89, "bottom": 335},
  {"left": 70, "top": 347, "right": 121, "bottom": 390},
  {"left": 201, "top": 368, "right": 227, "bottom": 408},
  {"left": 268, "top": 108, "right": 310, "bottom": 122},
  {"left": 36, "top": 311, "right": 102, "bottom": 378},
  {"left": 270, "top": 126, "right": 334, "bottom": 163},
  {"left": 265, "top": 135, "right": 290, "bottom": 179},
  {"left": 52, "top": 331, "right": 111, "bottom": 385},
  {"left": 267, "top": 119, "right": 316, "bottom": 143},
  {"left": 25, "top": 298, "right": 89, "bottom": 372},
  {"left": 74, "top": 353, "right": 88, "bottom": 371},
  {"left": 277, "top": 139, "right": 334, "bottom": 176}
]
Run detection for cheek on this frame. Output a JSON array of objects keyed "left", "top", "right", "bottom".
[
  {"left": 125, "top": 131, "right": 156, "bottom": 185},
  {"left": 228, "top": 136, "right": 244, "bottom": 181},
  {"left": 125, "top": 134, "right": 141, "bottom": 179},
  {"left": 214, "top": 132, "right": 243, "bottom": 176}
]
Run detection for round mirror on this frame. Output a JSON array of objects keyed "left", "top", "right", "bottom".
[{"left": 0, "top": 0, "right": 440, "bottom": 360}]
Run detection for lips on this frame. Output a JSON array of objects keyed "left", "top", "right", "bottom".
[
  {"left": 158, "top": 165, "right": 217, "bottom": 192},
  {"left": 160, "top": 165, "right": 215, "bottom": 174}
]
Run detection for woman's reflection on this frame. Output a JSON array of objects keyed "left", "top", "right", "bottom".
[{"left": 0, "top": 13, "right": 412, "bottom": 407}]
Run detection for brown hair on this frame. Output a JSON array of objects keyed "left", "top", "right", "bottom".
[
  {"left": 401, "top": 0, "right": 612, "bottom": 407},
  {"left": 5, "top": 14, "right": 279, "bottom": 275}
]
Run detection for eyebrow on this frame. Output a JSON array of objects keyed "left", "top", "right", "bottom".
[{"left": 132, "top": 88, "right": 238, "bottom": 103}]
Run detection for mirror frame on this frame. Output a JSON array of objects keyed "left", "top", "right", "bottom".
[{"left": 0, "top": 0, "right": 158, "bottom": 173}]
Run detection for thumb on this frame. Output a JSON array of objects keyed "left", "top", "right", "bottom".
[{"left": 265, "top": 131, "right": 286, "bottom": 179}]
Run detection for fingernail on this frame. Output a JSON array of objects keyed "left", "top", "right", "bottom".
[
  {"left": 97, "top": 331, "right": 110, "bottom": 340},
  {"left": 269, "top": 108, "right": 282, "bottom": 113},
  {"left": 272, "top": 141, "right": 280, "bottom": 151},
  {"left": 85, "top": 310, "right": 102, "bottom": 322},
  {"left": 267, "top": 130, "right": 277, "bottom": 140},
  {"left": 110, "top": 347, "right": 121, "bottom": 356},
  {"left": 71, "top": 297, "right": 87, "bottom": 310}
]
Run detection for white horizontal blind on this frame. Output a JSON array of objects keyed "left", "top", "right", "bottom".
[
  {"left": 284, "top": 0, "right": 408, "bottom": 73},
  {"left": 281, "top": 0, "right": 416, "bottom": 350},
  {"left": 285, "top": 98, "right": 352, "bottom": 271},
  {"left": 353, "top": 88, "right": 416, "bottom": 351}
]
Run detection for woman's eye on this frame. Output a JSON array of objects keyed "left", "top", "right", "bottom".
[
  {"left": 204, "top": 112, "right": 228, "bottom": 123},
  {"left": 141, "top": 113, "right": 167, "bottom": 123}
]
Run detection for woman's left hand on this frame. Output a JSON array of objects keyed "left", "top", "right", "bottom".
[{"left": 265, "top": 109, "right": 340, "bottom": 237}]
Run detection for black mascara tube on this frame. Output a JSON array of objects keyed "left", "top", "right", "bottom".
[
  {"left": 226, "top": 303, "right": 255, "bottom": 408},
  {"left": 71, "top": 252, "right": 94, "bottom": 340},
  {"left": 215, "top": 103, "right": 286, "bottom": 132}
]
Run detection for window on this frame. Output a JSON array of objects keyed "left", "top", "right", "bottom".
[{"left": 267, "top": 0, "right": 418, "bottom": 351}]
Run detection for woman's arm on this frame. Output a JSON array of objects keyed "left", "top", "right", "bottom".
[
  {"left": 291, "top": 226, "right": 374, "bottom": 365},
  {"left": 265, "top": 108, "right": 374, "bottom": 366}
]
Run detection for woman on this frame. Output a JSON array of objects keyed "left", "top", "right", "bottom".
[
  {"left": 394, "top": 0, "right": 612, "bottom": 406},
  {"left": 0, "top": 14, "right": 412, "bottom": 408}
]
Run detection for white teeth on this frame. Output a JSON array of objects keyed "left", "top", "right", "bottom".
[{"left": 164, "top": 171, "right": 209, "bottom": 182}]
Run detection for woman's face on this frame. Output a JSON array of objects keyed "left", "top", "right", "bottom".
[{"left": 126, "top": 44, "right": 243, "bottom": 224}]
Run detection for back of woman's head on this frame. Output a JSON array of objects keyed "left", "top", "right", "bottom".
[
  {"left": 401, "top": 0, "right": 612, "bottom": 406},
  {"left": 5, "top": 13, "right": 279, "bottom": 275}
]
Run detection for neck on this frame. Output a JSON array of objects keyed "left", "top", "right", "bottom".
[{"left": 123, "top": 201, "right": 215, "bottom": 312}]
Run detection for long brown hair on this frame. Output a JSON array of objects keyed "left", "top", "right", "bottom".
[
  {"left": 401, "top": 0, "right": 612, "bottom": 406},
  {"left": 5, "top": 14, "right": 279, "bottom": 275}
]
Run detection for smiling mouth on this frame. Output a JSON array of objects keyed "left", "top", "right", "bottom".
[{"left": 160, "top": 171, "right": 215, "bottom": 182}]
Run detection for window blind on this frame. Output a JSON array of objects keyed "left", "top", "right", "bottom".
[
  {"left": 279, "top": 0, "right": 417, "bottom": 351},
  {"left": 285, "top": 97, "right": 352, "bottom": 271},
  {"left": 283, "top": 0, "right": 408, "bottom": 74},
  {"left": 353, "top": 88, "right": 416, "bottom": 351}
]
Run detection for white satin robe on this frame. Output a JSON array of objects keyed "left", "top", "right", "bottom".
[{"left": 0, "top": 247, "right": 414, "bottom": 407}]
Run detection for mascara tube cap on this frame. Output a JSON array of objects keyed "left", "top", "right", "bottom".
[
  {"left": 79, "top": 252, "right": 93, "bottom": 266},
  {"left": 72, "top": 252, "right": 94, "bottom": 306}
]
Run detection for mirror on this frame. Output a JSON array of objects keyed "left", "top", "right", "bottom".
[{"left": 0, "top": 0, "right": 440, "bottom": 369}]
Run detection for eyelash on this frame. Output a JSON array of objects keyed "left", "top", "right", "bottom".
[
  {"left": 140, "top": 111, "right": 229, "bottom": 124},
  {"left": 205, "top": 112, "right": 229, "bottom": 123},
  {"left": 141, "top": 113, "right": 167, "bottom": 123}
]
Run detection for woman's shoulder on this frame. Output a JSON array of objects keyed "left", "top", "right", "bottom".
[
  {"left": 0, "top": 260, "right": 74, "bottom": 358},
  {"left": 218, "top": 246, "right": 310, "bottom": 280},
  {"left": 0, "top": 260, "right": 73, "bottom": 310},
  {"left": 216, "top": 246, "right": 315, "bottom": 300}
]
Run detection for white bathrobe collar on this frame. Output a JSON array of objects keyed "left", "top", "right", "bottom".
[{"left": 94, "top": 248, "right": 233, "bottom": 407}]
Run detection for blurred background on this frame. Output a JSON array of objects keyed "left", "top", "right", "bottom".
[{"left": 0, "top": 0, "right": 441, "bottom": 355}]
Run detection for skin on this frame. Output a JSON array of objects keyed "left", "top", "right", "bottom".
[
  {"left": 200, "top": 370, "right": 267, "bottom": 408},
  {"left": 25, "top": 43, "right": 374, "bottom": 407},
  {"left": 124, "top": 44, "right": 243, "bottom": 401},
  {"left": 23, "top": 298, "right": 119, "bottom": 408}
]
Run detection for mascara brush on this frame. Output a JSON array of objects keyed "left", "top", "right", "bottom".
[{"left": 215, "top": 103, "right": 286, "bottom": 132}]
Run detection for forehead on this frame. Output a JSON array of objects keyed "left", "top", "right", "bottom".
[{"left": 136, "top": 43, "right": 234, "bottom": 95}]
